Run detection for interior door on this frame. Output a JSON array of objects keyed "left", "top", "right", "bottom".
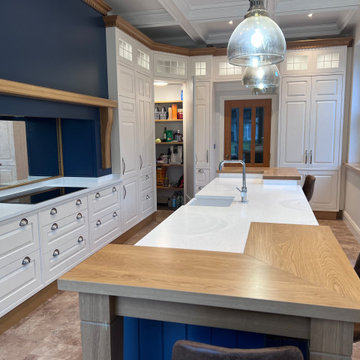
[
  {"left": 184, "top": 77, "right": 195, "bottom": 202},
  {"left": 309, "top": 75, "right": 343, "bottom": 170},
  {"left": 279, "top": 77, "right": 311, "bottom": 168},
  {"left": 224, "top": 99, "right": 271, "bottom": 167}
]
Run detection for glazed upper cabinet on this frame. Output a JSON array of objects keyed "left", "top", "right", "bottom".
[
  {"left": 279, "top": 75, "right": 344, "bottom": 170},
  {"left": 154, "top": 52, "right": 188, "bottom": 80}
]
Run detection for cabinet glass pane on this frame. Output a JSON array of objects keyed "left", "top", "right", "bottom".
[
  {"left": 231, "top": 108, "right": 239, "bottom": 160},
  {"left": 255, "top": 107, "right": 264, "bottom": 164},
  {"left": 243, "top": 108, "right": 252, "bottom": 163}
]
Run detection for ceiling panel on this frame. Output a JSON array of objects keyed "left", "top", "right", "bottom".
[{"left": 108, "top": 0, "right": 163, "bottom": 14}]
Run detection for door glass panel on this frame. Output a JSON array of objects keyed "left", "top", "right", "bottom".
[
  {"left": 231, "top": 108, "right": 239, "bottom": 160},
  {"left": 243, "top": 108, "right": 252, "bottom": 163},
  {"left": 255, "top": 107, "right": 264, "bottom": 163}
]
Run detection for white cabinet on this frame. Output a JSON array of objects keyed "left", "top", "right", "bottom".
[
  {"left": 213, "top": 56, "right": 243, "bottom": 82},
  {"left": 117, "top": 64, "right": 136, "bottom": 99},
  {"left": 279, "top": 75, "right": 344, "bottom": 170},
  {"left": 190, "top": 56, "right": 212, "bottom": 80},
  {"left": 195, "top": 81, "right": 211, "bottom": 168},
  {"left": 154, "top": 52, "right": 188, "bottom": 80},
  {"left": 121, "top": 176, "right": 139, "bottom": 232}
]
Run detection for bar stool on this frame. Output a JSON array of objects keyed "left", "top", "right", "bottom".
[
  {"left": 302, "top": 175, "right": 316, "bottom": 202},
  {"left": 172, "top": 340, "right": 304, "bottom": 360}
]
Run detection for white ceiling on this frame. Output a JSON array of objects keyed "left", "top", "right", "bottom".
[{"left": 107, "top": 0, "right": 360, "bottom": 47}]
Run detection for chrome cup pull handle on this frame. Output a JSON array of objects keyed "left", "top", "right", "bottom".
[
  {"left": 146, "top": 195, "right": 150, "bottom": 200},
  {"left": 53, "top": 249, "right": 60, "bottom": 257},
  {"left": 50, "top": 208, "right": 57, "bottom": 215},
  {"left": 96, "top": 220, "right": 102, "bottom": 226},
  {"left": 19, "top": 218, "right": 28, "bottom": 227},
  {"left": 145, "top": 175, "right": 150, "bottom": 180},
  {"left": 76, "top": 213, "right": 83, "bottom": 220},
  {"left": 113, "top": 211, "right": 118, "bottom": 218},
  {"left": 95, "top": 192, "right": 101, "bottom": 199},
  {"left": 112, "top": 187, "right": 117, "bottom": 192},
  {"left": 51, "top": 223, "right": 58, "bottom": 231},
  {"left": 77, "top": 236, "right": 84, "bottom": 243},
  {"left": 76, "top": 199, "right": 82, "bottom": 206},
  {"left": 22, "top": 257, "right": 31, "bottom": 266}
]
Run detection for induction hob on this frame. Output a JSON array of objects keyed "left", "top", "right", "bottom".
[{"left": 0, "top": 187, "right": 87, "bottom": 205}]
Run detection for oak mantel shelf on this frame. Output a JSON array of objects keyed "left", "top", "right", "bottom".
[{"left": 0, "top": 79, "right": 118, "bottom": 169}]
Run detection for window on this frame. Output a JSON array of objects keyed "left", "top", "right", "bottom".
[
  {"left": 219, "top": 62, "right": 242, "bottom": 76},
  {"left": 195, "top": 62, "right": 207, "bottom": 76},
  {"left": 119, "top": 39, "right": 132, "bottom": 61},
  {"left": 286, "top": 55, "right": 308, "bottom": 71},
  {"left": 224, "top": 99, "right": 272, "bottom": 167},
  {"left": 157, "top": 59, "right": 186, "bottom": 76},
  {"left": 137, "top": 50, "right": 150, "bottom": 70},
  {"left": 317, "top": 53, "right": 340, "bottom": 69}
]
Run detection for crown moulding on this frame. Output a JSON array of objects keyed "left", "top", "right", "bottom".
[
  {"left": 104, "top": 15, "right": 353, "bottom": 57},
  {"left": 82, "top": 0, "right": 112, "bottom": 15}
]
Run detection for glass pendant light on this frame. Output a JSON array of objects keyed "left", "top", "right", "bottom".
[
  {"left": 252, "top": 87, "right": 277, "bottom": 95},
  {"left": 242, "top": 64, "right": 280, "bottom": 90},
  {"left": 227, "top": 0, "right": 286, "bottom": 67}
]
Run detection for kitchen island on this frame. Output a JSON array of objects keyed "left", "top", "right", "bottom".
[{"left": 58, "top": 173, "right": 360, "bottom": 360}]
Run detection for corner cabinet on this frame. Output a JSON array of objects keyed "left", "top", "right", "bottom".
[{"left": 279, "top": 46, "right": 347, "bottom": 212}]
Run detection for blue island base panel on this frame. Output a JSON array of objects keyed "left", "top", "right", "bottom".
[{"left": 123, "top": 317, "right": 309, "bottom": 360}]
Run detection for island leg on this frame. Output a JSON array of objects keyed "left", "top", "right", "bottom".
[
  {"left": 79, "top": 293, "right": 123, "bottom": 360},
  {"left": 309, "top": 319, "right": 353, "bottom": 360}
]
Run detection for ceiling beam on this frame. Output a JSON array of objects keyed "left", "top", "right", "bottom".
[
  {"left": 117, "top": 10, "right": 176, "bottom": 29},
  {"left": 157, "top": 0, "right": 207, "bottom": 44},
  {"left": 277, "top": 0, "right": 360, "bottom": 14}
]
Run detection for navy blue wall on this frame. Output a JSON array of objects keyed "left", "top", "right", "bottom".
[{"left": 0, "top": 0, "right": 110, "bottom": 177}]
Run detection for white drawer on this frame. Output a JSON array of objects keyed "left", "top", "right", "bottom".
[
  {"left": 90, "top": 208, "right": 121, "bottom": 251},
  {"left": 41, "top": 221, "right": 88, "bottom": 254},
  {"left": 39, "top": 195, "right": 87, "bottom": 226},
  {"left": 195, "top": 168, "right": 210, "bottom": 185},
  {"left": 43, "top": 233, "right": 88, "bottom": 283},
  {"left": 141, "top": 170, "right": 153, "bottom": 191},
  {"left": 0, "top": 214, "right": 39, "bottom": 268},
  {"left": 89, "top": 185, "right": 120, "bottom": 221},
  {"left": 141, "top": 191, "right": 155, "bottom": 218},
  {"left": 0, "top": 250, "right": 42, "bottom": 317},
  {"left": 40, "top": 210, "right": 87, "bottom": 245}
]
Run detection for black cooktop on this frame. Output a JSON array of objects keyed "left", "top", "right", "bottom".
[{"left": 0, "top": 187, "right": 86, "bottom": 204}]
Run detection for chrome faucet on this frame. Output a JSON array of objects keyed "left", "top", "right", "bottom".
[{"left": 219, "top": 160, "right": 248, "bottom": 202}]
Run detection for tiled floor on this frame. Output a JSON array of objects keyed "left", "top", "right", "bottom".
[{"left": 1, "top": 213, "right": 360, "bottom": 360}]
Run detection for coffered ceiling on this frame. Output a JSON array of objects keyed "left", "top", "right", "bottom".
[{"left": 106, "top": 0, "right": 360, "bottom": 47}]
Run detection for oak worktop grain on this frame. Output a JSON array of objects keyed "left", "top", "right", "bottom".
[
  {"left": 217, "top": 167, "right": 301, "bottom": 180},
  {"left": 59, "top": 223, "right": 360, "bottom": 322}
]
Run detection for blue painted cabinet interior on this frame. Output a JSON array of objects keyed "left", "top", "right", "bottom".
[
  {"left": 123, "top": 318, "right": 309, "bottom": 360},
  {"left": 0, "top": 0, "right": 110, "bottom": 177}
]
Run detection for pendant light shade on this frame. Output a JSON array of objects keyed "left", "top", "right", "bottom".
[
  {"left": 242, "top": 64, "right": 280, "bottom": 89},
  {"left": 252, "top": 87, "right": 277, "bottom": 95},
  {"left": 227, "top": 0, "right": 286, "bottom": 67}
]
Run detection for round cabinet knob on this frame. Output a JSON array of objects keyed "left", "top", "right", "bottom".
[
  {"left": 51, "top": 223, "right": 58, "bottom": 231},
  {"left": 50, "top": 208, "right": 57, "bottom": 215},
  {"left": 53, "top": 249, "right": 60, "bottom": 257},
  {"left": 198, "top": 169, "right": 204, "bottom": 174},
  {"left": 96, "top": 220, "right": 102, "bottom": 226},
  {"left": 146, "top": 195, "right": 150, "bottom": 200},
  {"left": 113, "top": 212, "right": 118, "bottom": 218},
  {"left": 95, "top": 192, "right": 101, "bottom": 199},
  {"left": 112, "top": 187, "right": 117, "bottom": 192},
  {"left": 19, "top": 218, "right": 28, "bottom": 227},
  {"left": 77, "top": 236, "right": 84, "bottom": 243},
  {"left": 76, "top": 213, "right": 83, "bottom": 220},
  {"left": 145, "top": 175, "right": 150, "bottom": 180},
  {"left": 198, "top": 186, "right": 203, "bottom": 190},
  {"left": 22, "top": 257, "right": 31, "bottom": 266},
  {"left": 76, "top": 199, "right": 82, "bottom": 206}
]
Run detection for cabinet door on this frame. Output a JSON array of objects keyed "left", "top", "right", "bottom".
[
  {"left": 121, "top": 176, "right": 139, "bottom": 232},
  {"left": 136, "top": 73, "right": 154, "bottom": 174},
  {"left": 195, "top": 81, "right": 211, "bottom": 168},
  {"left": 280, "top": 50, "right": 312, "bottom": 76},
  {"left": 117, "top": 64, "right": 136, "bottom": 99},
  {"left": 309, "top": 170, "right": 339, "bottom": 211},
  {"left": 279, "top": 77, "right": 311, "bottom": 168},
  {"left": 309, "top": 76, "right": 343, "bottom": 170},
  {"left": 119, "top": 96, "right": 138, "bottom": 178}
]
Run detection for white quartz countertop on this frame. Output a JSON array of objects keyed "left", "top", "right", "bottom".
[
  {"left": 136, "top": 177, "right": 318, "bottom": 253},
  {"left": 0, "top": 174, "right": 122, "bottom": 222}
]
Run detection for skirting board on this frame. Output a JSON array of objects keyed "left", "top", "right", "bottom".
[{"left": 343, "top": 211, "right": 360, "bottom": 242}]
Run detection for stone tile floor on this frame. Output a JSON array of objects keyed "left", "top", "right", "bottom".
[{"left": 0, "top": 213, "right": 360, "bottom": 360}]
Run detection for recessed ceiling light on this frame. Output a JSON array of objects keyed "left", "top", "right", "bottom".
[
  {"left": 229, "top": 20, "right": 233, "bottom": 25},
  {"left": 308, "top": 13, "right": 313, "bottom": 18},
  {"left": 154, "top": 80, "right": 168, "bottom": 87}
]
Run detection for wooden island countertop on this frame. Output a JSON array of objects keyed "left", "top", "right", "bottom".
[
  {"left": 58, "top": 222, "right": 360, "bottom": 360},
  {"left": 217, "top": 167, "right": 301, "bottom": 180}
]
